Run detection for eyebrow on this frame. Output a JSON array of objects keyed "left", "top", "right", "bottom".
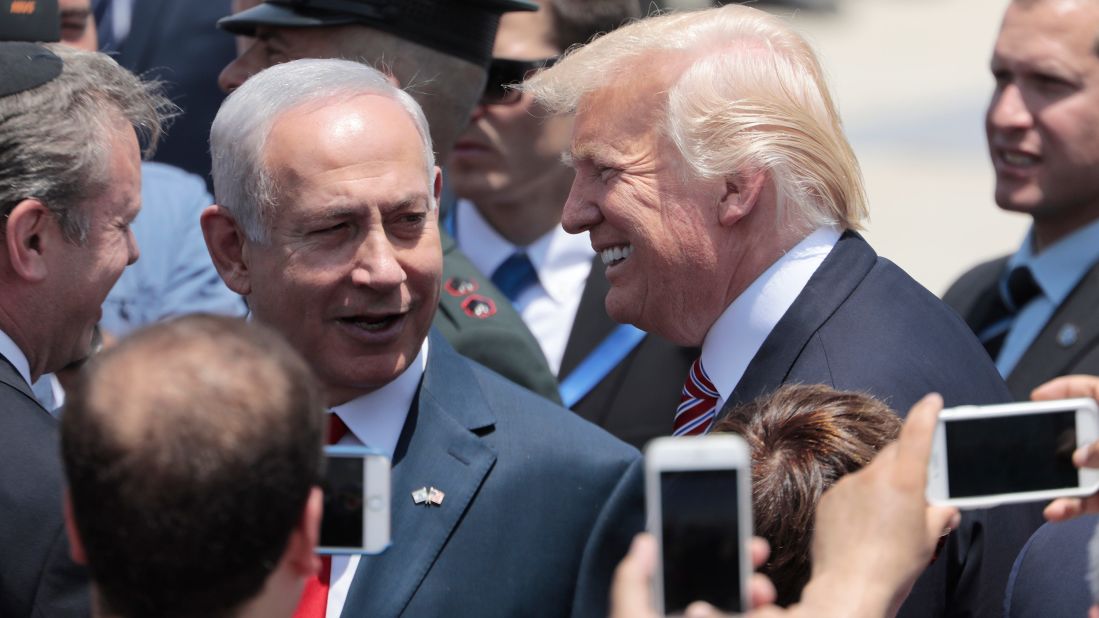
[{"left": 60, "top": 8, "right": 90, "bottom": 20}]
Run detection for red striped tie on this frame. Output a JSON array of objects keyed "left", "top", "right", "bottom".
[
  {"left": 292, "top": 414, "right": 350, "bottom": 618},
  {"left": 673, "top": 358, "right": 719, "bottom": 436}
]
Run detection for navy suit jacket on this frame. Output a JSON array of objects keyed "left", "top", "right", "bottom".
[
  {"left": 1003, "top": 515, "right": 1097, "bottom": 618},
  {"left": 341, "top": 331, "right": 643, "bottom": 617},
  {"left": 716, "top": 232, "right": 1015, "bottom": 618},
  {"left": 561, "top": 258, "right": 697, "bottom": 449},
  {"left": 0, "top": 357, "right": 89, "bottom": 617},
  {"left": 944, "top": 256, "right": 1099, "bottom": 400}
]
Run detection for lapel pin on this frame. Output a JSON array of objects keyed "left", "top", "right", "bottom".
[
  {"left": 412, "top": 486, "right": 445, "bottom": 507},
  {"left": 1057, "top": 323, "right": 1080, "bottom": 348}
]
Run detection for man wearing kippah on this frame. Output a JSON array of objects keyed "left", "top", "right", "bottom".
[
  {"left": 0, "top": 40, "right": 172, "bottom": 617},
  {"left": 217, "top": 0, "right": 564, "bottom": 403}
]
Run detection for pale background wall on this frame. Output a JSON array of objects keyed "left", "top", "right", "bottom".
[{"left": 666, "top": 0, "right": 1028, "bottom": 295}]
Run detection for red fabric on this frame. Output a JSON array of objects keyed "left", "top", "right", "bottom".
[
  {"left": 292, "top": 412, "right": 350, "bottom": 617},
  {"left": 673, "top": 357, "right": 719, "bottom": 436}
]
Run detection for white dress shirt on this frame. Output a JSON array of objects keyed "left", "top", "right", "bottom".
[
  {"left": 325, "top": 338, "right": 428, "bottom": 617},
  {"left": 702, "top": 226, "right": 841, "bottom": 410},
  {"left": 454, "top": 199, "right": 592, "bottom": 375},
  {"left": 0, "top": 328, "right": 31, "bottom": 386}
]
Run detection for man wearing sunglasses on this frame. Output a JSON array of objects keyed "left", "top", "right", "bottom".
[
  {"left": 446, "top": 0, "right": 696, "bottom": 450},
  {"left": 216, "top": 0, "right": 562, "bottom": 404}
]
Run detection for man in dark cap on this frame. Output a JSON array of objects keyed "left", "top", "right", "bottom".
[
  {"left": 0, "top": 41, "right": 172, "bottom": 617},
  {"left": 216, "top": 0, "right": 563, "bottom": 403}
]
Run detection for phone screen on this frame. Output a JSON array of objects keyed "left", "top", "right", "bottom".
[
  {"left": 321, "top": 456, "right": 365, "bottom": 549},
  {"left": 660, "top": 469, "right": 743, "bottom": 614},
  {"left": 945, "top": 410, "right": 1078, "bottom": 498}
]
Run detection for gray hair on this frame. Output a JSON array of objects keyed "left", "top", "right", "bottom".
[
  {"left": 526, "top": 5, "right": 868, "bottom": 233},
  {"left": 0, "top": 44, "right": 172, "bottom": 243},
  {"left": 210, "top": 58, "right": 437, "bottom": 244}
]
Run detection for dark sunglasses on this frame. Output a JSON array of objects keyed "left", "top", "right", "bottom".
[{"left": 480, "top": 56, "right": 559, "bottom": 106}]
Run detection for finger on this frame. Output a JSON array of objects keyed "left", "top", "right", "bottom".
[
  {"left": 896, "top": 393, "right": 944, "bottom": 465},
  {"left": 925, "top": 505, "right": 961, "bottom": 544},
  {"left": 1073, "top": 442, "right": 1099, "bottom": 468},
  {"left": 1043, "top": 497, "right": 1084, "bottom": 522},
  {"left": 748, "top": 572, "right": 777, "bottom": 609},
  {"left": 1031, "top": 375, "right": 1099, "bottom": 402},
  {"left": 684, "top": 601, "right": 725, "bottom": 618},
  {"left": 1044, "top": 494, "right": 1099, "bottom": 522},
  {"left": 750, "top": 537, "right": 770, "bottom": 569}
]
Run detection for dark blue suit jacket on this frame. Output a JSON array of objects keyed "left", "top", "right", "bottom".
[
  {"left": 341, "top": 331, "right": 643, "bottom": 617},
  {"left": 0, "top": 356, "right": 89, "bottom": 617},
  {"left": 1003, "top": 515, "right": 1097, "bottom": 618},
  {"left": 716, "top": 232, "right": 1015, "bottom": 618}
]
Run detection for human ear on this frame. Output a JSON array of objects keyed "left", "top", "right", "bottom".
[
  {"left": 200, "top": 205, "right": 252, "bottom": 296},
  {"left": 5, "top": 199, "right": 57, "bottom": 282},
  {"left": 717, "top": 169, "right": 768, "bottom": 228}
]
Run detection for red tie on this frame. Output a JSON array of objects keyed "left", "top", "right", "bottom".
[
  {"left": 292, "top": 413, "right": 351, "bottom": 618},
  {"left": 673, "top": 358, "right": 720, "bottom": 436}
]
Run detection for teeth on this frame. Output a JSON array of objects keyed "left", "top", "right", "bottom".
[
  {"left": 1003, "top": 151, "right": 1037, "bottom": 167},
  {"left": 599, "top": 244, "right": 633, "bottom": 266}
]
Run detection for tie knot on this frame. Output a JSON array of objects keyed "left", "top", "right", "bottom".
[
  {"left": 491, "top": 252, "right": 539, "bottom": 302},
  {"left": 674, "top": 357, "right": 720, "bottom": 436},
  {"left": 1005, "top": 265, "right": 1041, "bottom": 311}
]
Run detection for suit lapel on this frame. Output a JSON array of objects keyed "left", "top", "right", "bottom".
[
  {"left": 0, "top": 354, "right": 43, "bottom": 410},
  {"left": 1007, "top": 260, "right": 1099, "bottom": 395},
  {"left": 115, "top": 0, "right": 166, "bottom": 68},
  {"left": 721, "top": 231, "right": 877, "bottom": 412},
  {"left": 559, "top": 257, "right": 615, "bottom": 380},
  {"left": 342, "top": 332, "right": 497, "bottom": 616}
]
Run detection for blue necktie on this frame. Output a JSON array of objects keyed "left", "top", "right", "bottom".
[{"left": 491, "top": 252, "right": 539, "bottom": 302}]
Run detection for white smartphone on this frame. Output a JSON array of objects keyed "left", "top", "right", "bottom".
[
  {"left": 926, "top": 398, "right": 1099, "bottom": 509},
  {"left": 318, "top": 445, "right": 391, "bottom": 555},
  {"left": 644, "top": 435, "right": 753, "bottom": 616}
]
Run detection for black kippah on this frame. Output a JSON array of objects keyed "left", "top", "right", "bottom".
[{"left": 0, "top": 41, "right": 62, "bottom": 98}]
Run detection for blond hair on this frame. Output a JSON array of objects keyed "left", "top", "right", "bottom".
[{"left": 525, "top": 5, "right": 867, "bottom": 231}]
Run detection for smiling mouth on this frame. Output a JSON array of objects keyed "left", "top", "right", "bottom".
[
  {"left": 998, "top": 149, "right": 1040, "bottom": 169},
  {"left": 599, "top": 244, "right": 633, "bottom": 266},
  {"left": 337, "top": 315, "right": 402, "bottom": 331}
]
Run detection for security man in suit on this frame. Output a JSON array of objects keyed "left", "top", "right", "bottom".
[
  {"left": 217, "top": 0, "right": 562, "bottom": 403},
  {"left": 943, "top": 0, "right": 1099, "bottom": 401},
  {"left": 0, "top": 39, "right": 172, "bottom": 616},
  {"left": 526, "top": 5, "right": 1014, "bottom": 617},
  {"left": 446, "top": 0, "right": 696, "bottom": 449},
  {"left": 201, "top": 57, "right": 640, "bottom": 617}
]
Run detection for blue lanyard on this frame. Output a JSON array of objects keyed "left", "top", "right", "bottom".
[{"left": 559, "top": 324, "right": 647, "bottom": 408}]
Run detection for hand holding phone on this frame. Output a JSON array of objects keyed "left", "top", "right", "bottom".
[
  {"left": 926, "top": 398, "right": 1099, "bottom": 509},
  {"left": 644, "top": 435, "right": 752, "bottom": 616}
]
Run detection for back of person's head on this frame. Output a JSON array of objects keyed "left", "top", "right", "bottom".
[
  {"left": 60, "top": 315, "right": 326, "bottom": 618},
  {"left": 526, "top": 4, "right": 867, "bottom": 233},
  {"left": 714, "top": 384, "right": 901, "bottom": 606}
]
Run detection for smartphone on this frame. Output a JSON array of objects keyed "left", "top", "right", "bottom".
[
  {"left": 318, "top": 445, "right": 391, "bottom": 555},
  {"left": 926, "top": 398, "right": 1099, "bottom": 509},
  {"left": 644, "top": 435, "right": 752, "bottom": 616}
]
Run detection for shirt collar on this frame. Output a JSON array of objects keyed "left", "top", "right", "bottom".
[
  {"left": 1007, "top": 217, "right": 1099, "bottom": 306},
  {"left": 329, "top": 337, "right": 429, "bottom": 459},
  {"left": 454, "top": 199, "right": 592, "bottom": 304},
  {"left": 0, "top": 328, "right": 32, "bottom": 386},
  {"left": 702, "top": 226, "right": 842, "bottom": 402}
]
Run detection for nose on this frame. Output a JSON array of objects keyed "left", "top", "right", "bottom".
[
  {"left": 987, "top": 82, "right": 1032, "bottom": 132},
  {"left": 561, "top": 175, "right": 603, "bottom": 235},
  {"left": 349, "top": 229, "right": 406, "bottom": 291},
  {"left": 126, "top": 227, "right": 140, "bottom": 265},
  {"left": 218, "top": 43, "right": 262, "bottom": 94},
  {"left": 469, "top": 102, "right": 487, "bottom": 122}
]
